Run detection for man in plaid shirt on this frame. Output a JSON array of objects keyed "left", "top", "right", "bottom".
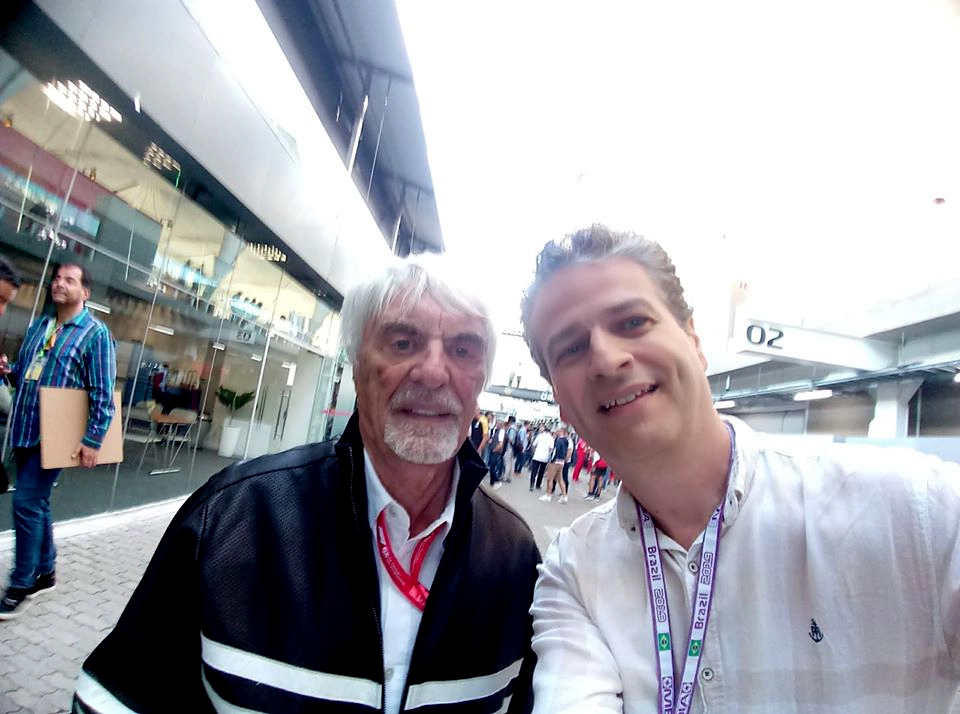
[{"left": 0, "top": 262, "right": 116, "bottom": 620}]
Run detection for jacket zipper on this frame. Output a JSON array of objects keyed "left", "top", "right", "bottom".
[{"left": 348, "top": 445, "right": 387, "bottom": 714}]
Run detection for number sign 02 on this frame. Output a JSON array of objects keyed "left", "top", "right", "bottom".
[{"left": 745, "top": 323, "right": 784, "bottom": 350}]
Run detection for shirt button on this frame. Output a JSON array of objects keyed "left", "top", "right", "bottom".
[
  {"left": 385, "top": 668, "right": 395, "bottom": 680},
  {"left": 701, "top": 668, "right": 715, "bottom": 682},
  {"left": 688, "top": 561, "right": 699, "bottom": 574}
]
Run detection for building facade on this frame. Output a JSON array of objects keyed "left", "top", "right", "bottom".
[{"left": 0, "top": 0, "right": 440, "bottom": 529}]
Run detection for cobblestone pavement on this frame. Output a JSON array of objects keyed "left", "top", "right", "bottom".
[{"left": 0, "top": 506, "right": 177, "bottom": 714}]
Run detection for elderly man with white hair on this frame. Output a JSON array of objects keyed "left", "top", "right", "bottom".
[{"left": 73, "top": 257, "right": 541, "bottom": 714}]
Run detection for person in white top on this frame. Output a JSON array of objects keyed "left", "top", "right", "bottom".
[
  {"left": 529, "top": 426, "right": 555, "bottom": 492},
  {"left": 520, "top": 224, "right": 960, "bottom": 713}
]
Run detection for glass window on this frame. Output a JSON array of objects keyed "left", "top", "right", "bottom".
[{"left": 0, "top": 53, "right": 345, "bottom": 528}]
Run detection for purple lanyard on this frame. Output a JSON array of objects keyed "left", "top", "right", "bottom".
[{"left": 637, "top": 425, "right": 734, "bottom": 714}]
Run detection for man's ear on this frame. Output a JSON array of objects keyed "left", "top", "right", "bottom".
[{"left": 685, "top": 317, "right": 708, "bottom": 371}]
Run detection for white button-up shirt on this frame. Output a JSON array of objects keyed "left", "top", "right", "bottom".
[
  {"left": 531, "top": 418, "right": 960, "bottom": 713},
  {"left": 365, "top": 451, "right": 459, "bottom": 714}
]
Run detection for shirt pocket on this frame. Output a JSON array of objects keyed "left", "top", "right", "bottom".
[{"left": 51, "top": 340, "right": 84, "bottom": 386}]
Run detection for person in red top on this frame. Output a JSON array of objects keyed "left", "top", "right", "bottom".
[
  {"left": 585, "top": 453, "right": 609, "bottom": 500},
  {"left": 571, "top": 437, "right": 589, "bottom": 482}
]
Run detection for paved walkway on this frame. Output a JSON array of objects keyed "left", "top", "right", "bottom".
[{"left": 0, "top": 503, "right": 179, "bottom": 714}]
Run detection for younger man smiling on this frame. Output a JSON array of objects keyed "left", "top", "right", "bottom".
[{"left": 522, "top": 225, "right": 960, "bottom": 713}]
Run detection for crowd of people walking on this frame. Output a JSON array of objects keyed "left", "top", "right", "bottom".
[{"left": 469, "top": 410, "right": 616, "bottom": 502}]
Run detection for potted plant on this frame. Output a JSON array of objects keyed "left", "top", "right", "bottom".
[{"left": 216, "top": 387, "right": 255, "bottom": 457}]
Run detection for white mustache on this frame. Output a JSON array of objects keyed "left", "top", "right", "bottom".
[{"left": 389, "top": 385, "right": 463, "bottom": 415}]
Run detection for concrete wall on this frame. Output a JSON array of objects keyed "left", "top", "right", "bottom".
[
  {"left": 736, "top": 409, "right": 806, "bottom": 435},
  {"left": 807, "top": 393, "right": 875, "bottom": 437},
  {"left": 911, "top": 382, "right": 960, "bottom": 437}
]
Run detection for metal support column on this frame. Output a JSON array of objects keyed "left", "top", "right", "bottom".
[
  {"left": 366, "top": 79, "right": 392, "bottom": 203},
  {"left": 346, "top": 95, "right": 369, "bottom": 174}
]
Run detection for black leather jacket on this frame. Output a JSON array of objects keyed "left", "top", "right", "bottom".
[{"left": 75, "top": 413, "right": 541, "bottom": 713}]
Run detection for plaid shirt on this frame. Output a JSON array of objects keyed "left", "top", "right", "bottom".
[{"left": 9, "top": 307, "right": 117, "bottom": 449}]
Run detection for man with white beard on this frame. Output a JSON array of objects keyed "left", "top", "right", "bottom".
[{"left": 73, "top": 258, "right": 541, "bottom": 714}]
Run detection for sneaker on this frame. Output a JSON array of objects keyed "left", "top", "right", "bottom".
[
  {"left": 559, "top": 495, "right": 568, "bottom": 504},
  {"left": 0, "top": 587, "right": 31, "bottom": 621},
  {"left": 529, "top": 486, "right": 534, "bottom": 492},
  {"left": 492, "top": 482, "right": 503, "bottom": 490},
  {"left": 538, "top": 494, "right": 553, "bottom": 502},
  {"left": 27, "top": 571, "right": 56, "bottom": 599}
]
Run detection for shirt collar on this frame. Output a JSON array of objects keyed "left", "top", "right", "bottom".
[
  {"left": 616, "top": 416, "right": 758, "bottom": 541},
  {"left": 47, "top": 307, "right": 90, "bottom": 328},
  {"left": 364, "top": 449, "right": 460, "bottom": 544}
]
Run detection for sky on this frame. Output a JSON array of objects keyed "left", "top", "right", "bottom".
[{"left": 395, "top": 0, "right": 960, "bottom": 382}]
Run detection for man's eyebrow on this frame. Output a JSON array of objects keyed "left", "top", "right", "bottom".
[
  {"left": 545, "top": 324, "right": 584, "bottom": 356},
  {"left": 378, "top": 322, "right": 485, "bottom": 347},
  {"left": 380, "top": 321, "right": 420, "bottom": 334},
  {"left": 447, "top": 332, "right": 485, "bottom": 343},
  {"left": 544, "top": 299, "right": 658, "bottom": 355},
  {"left": 604, "top": 298, "right": 656, "bottom": 314}
]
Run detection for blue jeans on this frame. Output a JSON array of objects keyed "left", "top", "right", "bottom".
[
  {"left": 487, "top": 451, "right": 505, "bottom": 485},
  {"left": 9, "top": 447, "right": 61, "bottom": 589},
  {"left": 512, "top": 445, "right": 525, "bottom": 473}
]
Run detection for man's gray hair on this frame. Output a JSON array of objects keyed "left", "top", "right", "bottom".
[
  {"left": 341, "top": 255, "right": 497, "bottom": 384},
  {"left": 521, "top": 224, "right": 693, "bottom": 379}
]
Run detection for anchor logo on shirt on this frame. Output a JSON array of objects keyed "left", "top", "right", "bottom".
[{"left": 808, "top": 619, "right": 823, "bottom": 643}]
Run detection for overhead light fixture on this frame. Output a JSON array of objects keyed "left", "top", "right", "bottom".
[
  {"left": 713, "top": 400, "right": 736, "bottom": 410},
  {"left": 43, "top": 79, "right": 122, "bottom": 123},
  {"left": 251, "top": 354, "right": 263, "bottom": 362},
  {"left": 143, "top": 141, "right": 181, "bottom": 173},
  {"left": 211, "top": 342, "right": 226, "bottom": 351},
  {"left": 86, "top": 300, "right": 112, "bottom": 315},
  {"left": 148, "top": 325, "right": 175, "bottom": 336},
  {"left": 249, "top": 243, "right": 288, "bottom": 263},
  {"left": 793, "top": 389, "right": 833, "bottom": 402}
]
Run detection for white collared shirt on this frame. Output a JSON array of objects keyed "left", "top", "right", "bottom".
[
  {"left": 365, "top": 450, "right": 459, "bottom": 714},
  {"left": 530, "top": 418, "right": 960, "bottom": 713}
]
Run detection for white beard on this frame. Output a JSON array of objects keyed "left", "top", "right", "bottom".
[
  {"left": 383, "top": 384, "right": 465, "bottom": 464},
  {"left": 383, "top": 415, "right": 462, "bottom": 464}
]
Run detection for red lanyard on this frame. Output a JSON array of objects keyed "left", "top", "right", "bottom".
[{"left": 375, "top": 509, "right": 443, "bottom": 611}]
